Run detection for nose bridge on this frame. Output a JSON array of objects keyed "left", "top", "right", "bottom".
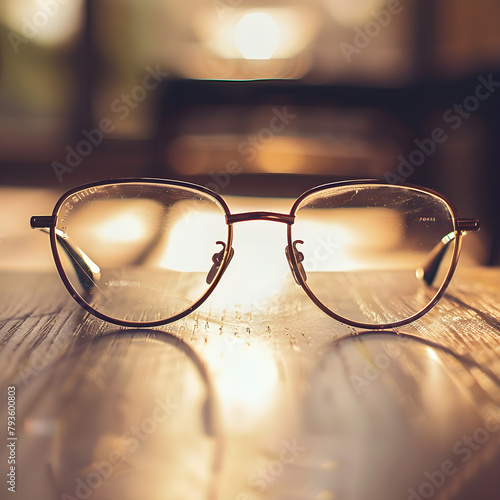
[{"left": 226, "top": 211, "right": 295, "bottom": 225}]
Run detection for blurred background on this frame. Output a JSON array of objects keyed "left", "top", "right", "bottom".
[{"left": 0, "top": 0, "right": 499, "bottom": 265}]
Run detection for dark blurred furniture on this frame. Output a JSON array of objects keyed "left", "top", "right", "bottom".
[{"left": 151, "top": 76, "right": 500, "bottom": 264}]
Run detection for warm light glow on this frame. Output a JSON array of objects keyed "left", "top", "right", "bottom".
[
  {"left": 205, "top": 340, "right": 281, "bottom": 431},
  {"left": 158, "top": 209, "right": 225, "bottom": 272},
  {"left": 206, "top": 220, "right": 291, "bottom": 311},
  {"left": 426, "top": 347, "right": 440, "bottom": 363},
  {"left": 66, "top": 198, "right": 165, "bottom": 269},
  {"left": 193, "top": 6, "right": 319, "bottom": 61},
  {"left": 234, "top": 13, "right": 281, "bottom": 60},
  {"left": 324, "top": 0, "right": 388, "bottom": 26},
  {"left": 256, "top": 138, "right": 306, "bottom": 173},
  {"left": 97, "top": 212, "right": 148, "bottom": 244},
  {"left": 294, "top": 208, "right": 404, "bottom": 272},
  {"left": 24, "top": 418, "right": 58, "bottom": 436},
  {"left": 159, "top": 210, "right": 290, "bottom": 310},
  {"left": 158, "top": 197, "right": 292, "bottom": 311},
  {"left": 2, "top": 0, "right": 83, "bottom": 47}
]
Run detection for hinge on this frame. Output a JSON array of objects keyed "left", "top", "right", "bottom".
[
  {"left": 456, "top": 218, "right": 480, "bottom": 232},
  {"left": 30, "top": 215, "right": 57, "bottom": 229}
]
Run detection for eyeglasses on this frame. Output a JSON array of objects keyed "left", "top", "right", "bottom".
[{"left": 31, "top": 178, "right": 479, "bottom": 329}]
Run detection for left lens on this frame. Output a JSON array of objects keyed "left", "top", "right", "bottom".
[
  {"left": 290, "top": 184, "right": 459, "bottom": 327},
  {"left": 54, "top": 182, "right": 230, "bottom": 325}
]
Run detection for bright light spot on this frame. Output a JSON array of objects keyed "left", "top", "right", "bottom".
[
  {"left": 160, "top": 196, "right": 293, "bottom": 312},
  {"left": 192, "top": 6, "right": 319, "bottom": 68},
  {"left": 234, "top": 13, "right": 281, "bottom": 60},
  {"left": 296, "top": 219, "right": 359, "bottom": 272},
  {"left": 426, "top": 347, "right": 440, "bottom": 363},
  {"left": 159, "top": 204, "right": 290, "bottom": 310},
  {"left": 97, "top": 212, "right": 148, "bottom": 244},
  {"left": 294, "top": 208, "right": 406, "bottom": 272},
  {"left": 206, "top": 341, "right": 281, "bottom": 431},
  {"left": 1, "top": 0, "right": 83, "bottom": 47},
  {"left": 158, "top": 209, "right": 226, "bottom": 272},
  {"left": 207, "top": 220, "right": 290, "bottom": 311}
]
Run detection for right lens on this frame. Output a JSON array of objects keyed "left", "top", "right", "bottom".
[
  {"left": 291, "top": 184, "right": 459, "bottom": 327},
  {"left": 53, "top": 182, "right": 230, "bottom": 325}
]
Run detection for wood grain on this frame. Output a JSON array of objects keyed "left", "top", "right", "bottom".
[{"left": 1, "top": 267, "right": 500, "bottom": 499}]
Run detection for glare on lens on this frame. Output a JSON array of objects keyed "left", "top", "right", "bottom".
[{"left": 97, "top": 211, "right": 148, "bottom": 243}]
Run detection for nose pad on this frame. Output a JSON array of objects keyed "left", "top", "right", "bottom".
[
  {"left": 206, "top": 241, "right": 234, "bottom": 285},
  {"left": 285, "top": 239, "right": 307, "bottom": 285}
]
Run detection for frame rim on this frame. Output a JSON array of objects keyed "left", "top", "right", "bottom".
[
  {"left": 49, "top": 178, "right": 234, "bottom": 328},
  {"left": 286, "top": 180, "right": 464, "bottom": 329}
]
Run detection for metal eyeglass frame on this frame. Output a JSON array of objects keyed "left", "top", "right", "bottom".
[{"left": 31, "top": 178, "right": 480, "bottom": 330}]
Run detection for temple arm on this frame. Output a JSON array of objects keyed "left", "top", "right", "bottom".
[
  {"left": 30, "top": 215, "right": 100, "bottom": 291},
  {"left": 420, "top": 219, "right": 480, "bottom": 286}
]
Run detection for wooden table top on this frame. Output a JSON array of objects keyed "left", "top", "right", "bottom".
[
  {"left": 1, "top": 265, "right": 500, "bottom": 500},
  {"left": 0, "top": 188, "right": 499, "bottom": 500}
]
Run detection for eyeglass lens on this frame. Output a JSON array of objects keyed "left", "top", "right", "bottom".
[
  {"left": 55, "top": 183, "right": 230, "bottom": 324},
  {"left": 291, "top": 184, "right": 457, "bottom": 326}
]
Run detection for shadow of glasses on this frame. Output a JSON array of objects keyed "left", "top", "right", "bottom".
[
  {"left": 294, "top": 330, "right": 500, "bottom": 500},
  {"left": 18, "top": 329, "right": 224, "bottom": 500}
]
